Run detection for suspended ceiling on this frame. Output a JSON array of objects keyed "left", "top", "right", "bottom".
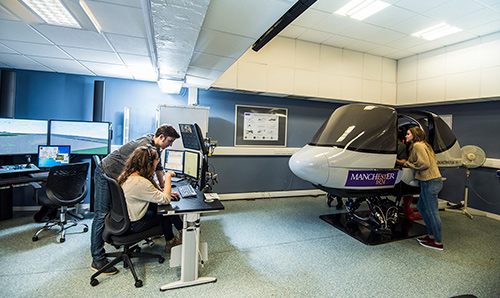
[{"left": 0, "top": 0, "right": 499, "bottom": 90}]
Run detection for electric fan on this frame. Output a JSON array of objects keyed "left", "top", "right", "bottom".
[{"left": 449, "top": 145, "right": 486, "bottom": 219}]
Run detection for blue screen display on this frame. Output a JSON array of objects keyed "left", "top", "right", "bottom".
[{"left": 38, "top": 145, "right": 70, "bottom": 168}]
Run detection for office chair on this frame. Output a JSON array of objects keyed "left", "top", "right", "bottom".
[
  {"left": 90, "top": 174, "right": 165, "bottom": 288},
  {"left": 32, "top": 162, "right": 90, "bottom": 243}
]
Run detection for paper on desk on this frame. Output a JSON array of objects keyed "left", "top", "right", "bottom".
[{"left": 204, "top": 193, "right": 219, "bottom": 200}]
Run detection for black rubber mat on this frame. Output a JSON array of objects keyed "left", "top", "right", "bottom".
[{"left": 320, "top": 211, "right": 428, "bottom": 245}]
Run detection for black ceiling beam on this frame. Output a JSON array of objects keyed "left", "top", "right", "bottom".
[{"left": 252, "top": 0, "right": 317, "bottom": 52}]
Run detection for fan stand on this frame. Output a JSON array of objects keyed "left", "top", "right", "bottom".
[{"left": 446, "top": 168, "right": 486, "bottom": 219}]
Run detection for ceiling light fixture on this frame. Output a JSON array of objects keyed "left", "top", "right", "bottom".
[
  {"left": 158, "top": 79, "right": 183, "bottom": 94},
  {"left": 79, "top": 0, "right": 102, "bottom": 33},
  {"left": 21, "top": 0, "right": 81, "bottom": 28},
  {"left": 412, "top": 23, "right": 463, "bottom": 41},
  {"left": 334, "top": 0, "right": 390, "bottom": 21}
]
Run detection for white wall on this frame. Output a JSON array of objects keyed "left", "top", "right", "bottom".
[
  {"left": 397, "top": 32, "right": 500, "bottom": 105},
  {"left": 213, "top": 33, "right": 500, "bottom": 106},
  {"left": 213, "top": 36, "right": 397, "bottom": 105}
]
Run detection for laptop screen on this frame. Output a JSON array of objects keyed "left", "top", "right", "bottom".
[{"left": 38, "top": 145, "right": 71, "bottom": 169}]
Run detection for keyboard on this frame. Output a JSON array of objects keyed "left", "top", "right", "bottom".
[
  {"left": 178, "top": 184, "right": 197, "bottom": 198},
  {"left": 29, "top": 172, "right": 50, "bottom": 179}
]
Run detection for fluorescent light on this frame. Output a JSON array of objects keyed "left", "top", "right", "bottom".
[
  {"left": 79, "top": 0, "right": 102, "bottom": 33},
  {"left": 158, "top": 79, "right": 183, "bottom": 94},
  {"left": 335, "top": 0, "right": 390, "bottom": 21},
  {"left": 22, "top": 0, "right": 81, "bottom": 28},
  {"left": 412, "top": 23, "right": 463, "bottom": 41}
]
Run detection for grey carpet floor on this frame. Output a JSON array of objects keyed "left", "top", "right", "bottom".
[{"left": 0, "top": 196, "right": 499, "bottom": 298}]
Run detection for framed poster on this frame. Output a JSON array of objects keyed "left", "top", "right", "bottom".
[{"left": 235, "top": 105, "right": 287, "bottom": 146}]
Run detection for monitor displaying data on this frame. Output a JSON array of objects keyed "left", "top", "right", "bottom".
[
  {"left": 49, "top": 120, "right": 110, "bottom": 155},
  {"left": 38, "top": 145, "right": 70, "bottom": 168},
  {"left": 183, "top": 150, "right": 200, "bottom": 179},
  {"left": 163, "top": 149, "right": 184, "bottom": 174},
  {"left": 0, "top": 118, "right": 48, "bottom": 155}
]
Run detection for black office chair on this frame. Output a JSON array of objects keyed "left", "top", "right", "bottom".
[
  {"left": 90, "top": 174, "right": 165, "bottom": 288},
  {"left": 32, "top": 162, "right": 90, "bottom": 243}
]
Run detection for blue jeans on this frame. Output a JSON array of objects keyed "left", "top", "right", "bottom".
[
  {"left": 417, "top": 178, "right": 443, "bottom": 243},
  {"left": 90, "top": 165, "right": 110, "bottom": 262}
]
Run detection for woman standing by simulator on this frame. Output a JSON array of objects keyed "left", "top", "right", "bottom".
[{"left": 403, "top": 126, "right": 444, "bottom": 251}]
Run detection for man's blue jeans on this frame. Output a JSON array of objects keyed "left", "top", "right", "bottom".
[
  {"left": 90, "top": 165, "right": 110, "bottom": 262},
  {"left": 418, "top": 178, "right": 443, "bottom": 243}
]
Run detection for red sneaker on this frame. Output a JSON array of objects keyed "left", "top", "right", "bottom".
[
  {"left": 417, "top": 235, "right": 433, "bottom": 243},
  {"left": 419, "top": 241, "right": 443, "bottom": 251}
]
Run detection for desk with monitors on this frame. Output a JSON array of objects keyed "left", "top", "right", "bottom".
[{"left": 158, "top": 180, "right": 224, "bottom": 291}]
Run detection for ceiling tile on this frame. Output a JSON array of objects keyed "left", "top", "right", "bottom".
[
  {"left": 190, "top": 52, "right": 236, "bottom": 72},
  {"left": 202, "top": 0, "right": 294, "bottom": 39},
  {"left": 425, "top": 0, "right": 485, "bottom": 22},
  {"left": 293, "top": 8, "right": 330, "bottom": 28},
  {"left": 0, "top": 20, "right": 50, "bottom": 44},
  {"left": 363, "top": 5, "right": 417, "bottom": 28},
  {"left": 60, "top": 46, "right": 121, "bottom": 64},
  {"left": 34, "top": 24, "right": 111, "bottom": 50},
  {"left": 1, "top": 41, "right": 70, "bottom": 59},
  {"left": 106, "top": 34, "right": 150, "bottom": 56},
  {"left": 0, "top": 53, "right": 51, "bottom": 71},
  {"left": 297, "top": 29, "right": 333, "bottom": 44},
  {"left": 313, "top": 14, "right": 358, "bottom": 33},
  {"left": 80, "top": 60, "right": 132, "bottom": 79},
  {"left": 322, "top": 34, "right": 358, "bottom": 48},
  {"left": 86, "top": 1, "right": 147, "bottom": 37},
  {"left": 195, "top": 28, "right": 254, "bottom": 59},
  {"left": 279, "top": 25, "right": 308, "bottom": 39},
  {"left": 393, "top": 0, "right": 453, "bottom": 13}
]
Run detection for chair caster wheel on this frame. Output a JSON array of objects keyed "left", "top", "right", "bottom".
[
  {"left": 59, "top": 238, "right": 65, "bottom": 243},
  {"left": 83, "top": 227, "right": 89, "bottom": 233},
  {"left": 158, "top": 257, "right": 165, "bottom": 264},
  {"left": 90, "top": 279, "right": 99, "bottom": 286},
  {"left": 135, "top": 280, "right": 143, "bottom": 287},
  {"left": 32, "top": 236, "right": 38, "bottom": 242}
]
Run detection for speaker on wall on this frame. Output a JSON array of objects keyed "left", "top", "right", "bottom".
[
  {"left": 0, "top": 70, "right": 17, "bottom": 118},
  {"left": 93, "top": 80, "right": 105, "bottom": 122}
]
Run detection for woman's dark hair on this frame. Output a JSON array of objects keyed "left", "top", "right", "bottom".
[{"left": 117, "top": 145, "right": 159, "bottom": 189}]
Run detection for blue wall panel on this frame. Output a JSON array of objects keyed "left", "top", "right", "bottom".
[{"left": 2, "top": 68, "right": 499, "bottom": 216}]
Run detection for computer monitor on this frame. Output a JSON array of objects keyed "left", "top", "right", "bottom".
[
  {"left": 178, "top": 123, "right": 207, "bottom": 155},
  {"left": 163, "top": 149, "right": 184, "bottom": 174},
  {"left": 0, "top": 118, "right": 48, "bottom": 155},
  {"left": 183, "top": 150, "right": 200, "bottom": 179},
  {"left": 49, "top": 120, "right": 111, "bottom": 155},
  {"left": 37, "top": 145, "right": 71, "bottom": 169}
]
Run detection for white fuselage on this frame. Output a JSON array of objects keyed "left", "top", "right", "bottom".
[{"left": 289, "top": 145, "right": 404, "bottom": 190}]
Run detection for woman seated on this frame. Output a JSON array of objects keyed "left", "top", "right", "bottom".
[{"left": 117, "top": 145, "right": 181, "bottom": 253}]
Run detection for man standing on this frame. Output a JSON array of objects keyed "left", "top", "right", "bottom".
[{"left": 90, "top": 124, "right": 180, "bottom": 274}]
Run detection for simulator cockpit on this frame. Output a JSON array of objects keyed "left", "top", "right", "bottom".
[{"left": 289, "top": 104, "right": 461, "bottom": 234}]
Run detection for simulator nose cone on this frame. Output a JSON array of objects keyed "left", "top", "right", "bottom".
[{"left": 289, "top": 146, "right": 329, "bottom": 186}]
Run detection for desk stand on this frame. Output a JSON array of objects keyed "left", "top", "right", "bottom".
[{"left": 160, "top": 213, "right": 216, "bottom": 291}]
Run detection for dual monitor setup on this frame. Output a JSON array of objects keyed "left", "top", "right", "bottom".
[
  {"left": 0, "top": 118, "right": 111, "bottom": 157},
  {"left": 165, "top": 123, "right": 209, "bottom": 188},
  {"left": 164, "top": 149, "right": 200, "bottom": 180}
]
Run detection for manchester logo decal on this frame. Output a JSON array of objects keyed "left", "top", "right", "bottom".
[{"left": 345, "top": 170, "right": 398, "bottom": 187}]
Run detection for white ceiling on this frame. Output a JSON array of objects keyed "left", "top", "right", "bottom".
[{"left": 0, "top": 0, "right": 499, "bottom": 90}]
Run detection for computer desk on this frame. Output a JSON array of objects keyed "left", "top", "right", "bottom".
[
  {"left": 0, "top": 164, "right": 47, "bottom": 220},
  {"left": 157, "top": 181, "right": 224, "bottom": 291}
]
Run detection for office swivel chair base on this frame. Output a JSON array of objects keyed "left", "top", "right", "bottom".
[
  {"left": 90, "top": 244, "right": 165, "bottom": 288},
  {"left": 32, "top": 206, "right": 88, "bottom": 243}
]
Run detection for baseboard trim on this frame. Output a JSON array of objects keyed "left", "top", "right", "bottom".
[{"left": 218, "top": 189, "right": 326, "bottom": 200}]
